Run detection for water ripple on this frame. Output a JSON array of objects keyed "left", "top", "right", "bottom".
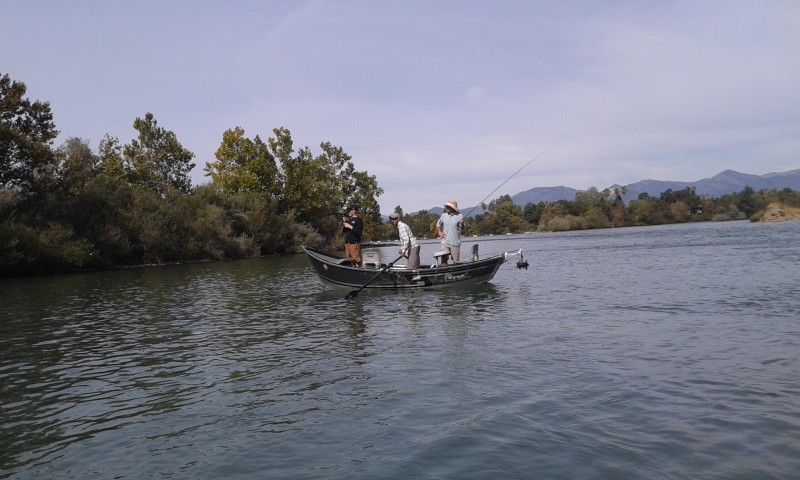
[{"left": 2, "top": 222, "right": 800, "bottom": 479}]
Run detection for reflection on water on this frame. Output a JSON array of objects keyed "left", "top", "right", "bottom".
[{"left": 2, "top": 221, "right": 800, "bottom": 479}]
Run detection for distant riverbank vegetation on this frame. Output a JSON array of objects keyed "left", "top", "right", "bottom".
[
  {"left": 2, "top": 72, "right": 799, "bottom": 277},
  {"left": 387, "top": 185, "right": 800, "bottom": 242}
]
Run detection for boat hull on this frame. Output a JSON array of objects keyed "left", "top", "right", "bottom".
[{"left": 302, "top": 246, "right": 520, "bottom": 290}]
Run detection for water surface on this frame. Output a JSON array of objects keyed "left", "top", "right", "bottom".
[{"left": 2, "top": 220, "right": 799, "bottom": 479}]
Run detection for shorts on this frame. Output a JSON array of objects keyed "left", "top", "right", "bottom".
[{"left": 441, "top": 244, "right": 460, "bottom": 262}]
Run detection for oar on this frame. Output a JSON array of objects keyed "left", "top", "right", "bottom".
[{"left": 345, "top": 254, "right": 406, "bottom": 299}]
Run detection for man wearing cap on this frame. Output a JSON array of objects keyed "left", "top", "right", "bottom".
[
  {"left": 436, "top": 199, "right": 466, "bottom": 263},
  {"left": 389, "top": 213, "right": 420, "bottom": 269},
  {"left": 342, "top": 206, "right": 363, "bottom": 267}
]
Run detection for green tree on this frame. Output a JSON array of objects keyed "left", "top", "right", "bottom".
[
  {"left": 0, "top": 73, "right": 59, "bottom": 197},
  {"left": 737, "top": 186, "right": 765, "bottom": 217},
  {"left": 777, "top": 188, "right": 800, "bottom": 207},
  {"left": 123, "top": 113, "right": 196, "bottom": 195},
  {"left": 347, "top": 169, "right": 384, "bottom": 240},
  {"left": 608, "top": 201, "right": 627, "bottom": 227},
  {"left": 60, "top": 173, "right": 136, "bottom": 264},
  {"left": 660, "top": 186, "right": 699, "bottom": 206},
  {"left": 522, "top": 201, "right": 547, "bottom": 227},
  {"left": 56, "top": 137, "right": 100, "bottom": 195},
  {"left": 537, "top": 200, "right": 571, "bottom": 230},
  {"left": 206, "top": 127, "right": 281, "bottom": 197},
  {"left": 497, "top": 200, "right": 530, "bottom": 233},
  {"left": 574, "top": 186, "right": 606, "bottom": 212},
  {"left": 627, "top": 196, "right": 667, "bottom": 225},
  {"left": 319, "top": 141, "right": 359, "bottom": 211},
  {"left": 582, "top": 206, "right": 610, "bottom": 229},
  {"left": 268, "top": 127, "right": 383, "bottom": 239},
  {"left": 278, "top": 144, "right": 331, "bottom": 221},
  {"left": 604, "top": 185, "right": 628, "bottom": 203},
  {"left": 269, "top": 127, "right": 311, "bottom": 214},
  {"left": 474, "top": 196, "right": 530, "bottom": 234},
  {"left": 486, "top": 194, "right": 513, "bottom": 212},
  {"left": 98, "top": 134, "right": 125, "bottom": 178},
  {"left": 405, "top": 209, "right": 438, "bottom": 239}
]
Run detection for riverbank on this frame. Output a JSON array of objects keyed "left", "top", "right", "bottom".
[{"left": 757, "top": 202, "right": 800, "bottom": 222}]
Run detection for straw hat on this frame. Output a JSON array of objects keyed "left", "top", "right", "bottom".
[{"left": 444, "top": 199, "right": 459, "bottom": 213}]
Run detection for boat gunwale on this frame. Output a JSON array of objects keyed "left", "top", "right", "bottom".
[{"left": 302, "top": 245, "right": 519, "bottom": 273}]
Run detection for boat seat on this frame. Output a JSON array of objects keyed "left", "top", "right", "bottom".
[
  {"left": 432, "top": 250, "right": 450, "bottom": 267},
  {"left": 362, "top": 250, "right": 381, "bottom": 268},
  {"left": 470, "top": 244, "right": 479, "bottom": 261}
]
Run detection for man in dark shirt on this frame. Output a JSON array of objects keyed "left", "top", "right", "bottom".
[{"left": 343, "top": 206, "right": 363, "bottom": 267}]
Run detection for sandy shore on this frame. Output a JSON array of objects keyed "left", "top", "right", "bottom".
[{"left": 760, "top": 202, "right": 800, "bottom": 222}]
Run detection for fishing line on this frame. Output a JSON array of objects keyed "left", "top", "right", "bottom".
[{"left": 464, "top": 152, "right": 544, "bottom": 217}]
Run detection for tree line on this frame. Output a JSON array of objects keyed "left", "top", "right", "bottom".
[
  {"left": 1, "top": 72, "right": 382, "bottom": 276},
  {"left": 374, "top": 185, "right": 799, "bottom": 241},
  {"left": 2, "top": 72, "right": 797, "bottom": 277}
]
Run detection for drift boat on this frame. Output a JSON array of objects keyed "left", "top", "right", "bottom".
[{"left": 302, "top": 245, "right": 522, "bottom": 291}]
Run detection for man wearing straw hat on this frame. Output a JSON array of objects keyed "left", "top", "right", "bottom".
[{"left": 436, "top": 199, "right": 466, "bottom": 264}]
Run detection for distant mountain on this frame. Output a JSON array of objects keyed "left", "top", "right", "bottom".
[
  {"left": 510, "top": 186, "right": 580, "bottom": 205},
  {"left": 622, "top": 169, "right": 800, "bottom": 201},
  {"left": 414, "top": 187, "right": 580, "bottom": 217},
  {"left": 504, "top": 168, "right": 800, "bottom": 207},
  {"left": 763, "top": 168, "right": 800, "bottom": 179},
  {"left": 413, "top": 168, "right": 800, "bottom": 216}
]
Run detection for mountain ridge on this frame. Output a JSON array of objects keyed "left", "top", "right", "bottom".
[{"left": 415, "top": 168, "right": 800, "bottom": 217}]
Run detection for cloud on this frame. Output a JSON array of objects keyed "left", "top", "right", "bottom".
[{"left": 3, "top": 0, "right": 798, "bottom": 213}]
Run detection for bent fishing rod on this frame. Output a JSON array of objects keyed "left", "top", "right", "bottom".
[{"left": 463, "top": 152, "right": 544, "bottom": 218}]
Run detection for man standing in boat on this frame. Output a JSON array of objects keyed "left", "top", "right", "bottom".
[
  {"left": 436, "top": 199, "right": 466, "bottom": 263},
  {"left": 389, "top": 213, "right": 420, "bottom": 269},
  {"left": 343, "top": 206, "right": 363, "bottom": 267}
]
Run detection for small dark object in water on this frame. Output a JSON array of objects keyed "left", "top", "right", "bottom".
[{"left": 516, "top": 254, "right": 529, "bottom": 270}]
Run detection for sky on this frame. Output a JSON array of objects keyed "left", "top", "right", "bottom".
[{"left": 3, "top": 0, "right": 799, "bottom": 213}]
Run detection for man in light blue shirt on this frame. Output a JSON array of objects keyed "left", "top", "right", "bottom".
[{"left": 436, "top": 199, "right": 465, "bottom": 263}]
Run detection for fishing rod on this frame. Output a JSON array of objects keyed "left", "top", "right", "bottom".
[{"left": 463, "top": 152, "right": 544, "bottom": 217}]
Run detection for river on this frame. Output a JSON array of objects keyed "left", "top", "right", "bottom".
[{"left": 1, "top": 220, "right": 799, "bottom": 479}]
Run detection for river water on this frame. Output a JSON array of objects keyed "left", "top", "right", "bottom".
[{"left": 1, "top": 220, "right": 799, "bottom": 479}]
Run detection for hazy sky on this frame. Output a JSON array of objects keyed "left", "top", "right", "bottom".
[{"left": 3, "top": 0, "right": 799, "bottom": 213}]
